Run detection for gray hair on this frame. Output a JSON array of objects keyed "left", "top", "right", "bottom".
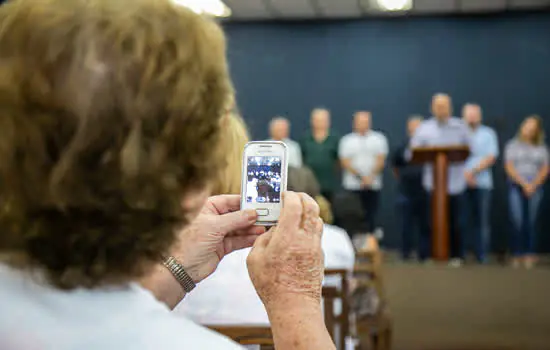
[
  {"left": 433, "top": 92, "right": 451, "bottom": 100},
  {"left": 269, "top": 116, "right": 289, "bottom": 128},
  {"left": 462, "top": 103, "right": 482, "bottom": 114},
  {"left": 311, "top": 107, "right": 329, "bottom": 115}
]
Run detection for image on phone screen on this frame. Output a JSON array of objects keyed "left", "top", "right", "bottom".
[{"left": 245, "top": 156, "right": 282, "bottom": 204}]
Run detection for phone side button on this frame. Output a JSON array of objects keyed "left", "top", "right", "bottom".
[{"left": 256, "top": 209, "right": 269, "bottom": 216}]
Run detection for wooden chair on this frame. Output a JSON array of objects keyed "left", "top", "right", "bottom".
[
  {"left": 323, "top": 268, "right": 351, "bottom": 350},
  {"left": 355, "top": 250, "right": 385, "bottom": 306},
  {"left": 208, "top": 325, "right": 274, "bottom": 350},
  {"left": 352, "top": 249, "right": 393, "bottom": 350},
  {"left": 355, "top": 307, "right": 392, "bottom": 350},
  {"left": 322, "top": 286, "right": 339, "bottom": 342}
]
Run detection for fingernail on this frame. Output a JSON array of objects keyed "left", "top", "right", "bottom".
[{"left": 244, "top": 209, "right": 257, "bottom": 221}]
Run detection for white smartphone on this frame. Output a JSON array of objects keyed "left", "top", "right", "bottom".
[{"left": 240, "top": 141, "right": 288, "bottom": 225}]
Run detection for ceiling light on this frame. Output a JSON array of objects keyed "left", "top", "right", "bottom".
[
  {"left": 172, "top": 0, "right": 232, "bottom": 17},
  {"left": 377, "top": 0, "right": 412, "bottom": 11}
]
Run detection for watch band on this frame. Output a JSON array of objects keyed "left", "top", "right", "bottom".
[{"left": 162, "top": 256, "right": 196, "bottom": 293}]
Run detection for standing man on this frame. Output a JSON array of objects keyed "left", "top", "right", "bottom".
[
  {"left": 462, "top": 103, "right": 499, "bottom": 264},
  {"left": 339, "top": 111, "right": 389, "bottom": 234},
  {"left": 300, "top": 108, "right": 340, "bottom": 203},
  {"left": 411, "top": 93, "right": 471, "bottom": 267},
  {"left": 269, "top": 116, "right": 302, "bottom": 168},
  {"left": 392, "top": 116, "right": 431, "bottom": 262}
]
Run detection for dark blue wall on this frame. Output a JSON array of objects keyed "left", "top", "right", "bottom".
[{"left": 223, "top": 13, "right": 550, "bottom": 253}]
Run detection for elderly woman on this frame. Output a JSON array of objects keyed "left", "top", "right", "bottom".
[
  {"left": 504, "top": 115, "right": 549, "bottom": 269},
  {"left": 0, "top": 1, "right": 333, "bottom": 349}
]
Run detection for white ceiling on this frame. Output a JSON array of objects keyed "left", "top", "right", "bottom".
[{"left": 223, "top": 0, "right": 550, "bottom": 20}]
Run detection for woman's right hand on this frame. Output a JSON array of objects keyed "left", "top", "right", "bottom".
[{"left": 247, "top": 191, "right": 324, "bottom": 309}]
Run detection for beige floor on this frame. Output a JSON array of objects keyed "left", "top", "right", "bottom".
[{"left": 383, "top": 262, "right": 550, "bottom": 350}]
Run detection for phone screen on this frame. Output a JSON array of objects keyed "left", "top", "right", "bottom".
[{"left": 245, "top": 156, "right": 282, "bottom": 204}]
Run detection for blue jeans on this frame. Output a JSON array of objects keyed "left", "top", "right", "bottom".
[
  {"left": 355, "top": 189, "right": 381, "bottom": 233},
  {"left": 447, "top": 193, "right": 467, "bottom": 260},
  {"left": 398, "top": 193, "right": 431, "bottom": 261},
  {"left": 464, "top": 188, "right": 492, "bottom": 263},
  {"left": 508, "top": 183, "right": 543, "bottom": 256}
]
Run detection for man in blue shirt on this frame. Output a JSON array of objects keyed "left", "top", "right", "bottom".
[
  {"left": 462, "top": 104, "right": 499, "bottom": 263},
  {"left": 411, "top": 93, "right": 471, "bottom": 267}
]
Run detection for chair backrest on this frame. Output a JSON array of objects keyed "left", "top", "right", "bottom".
[
  {"left": 322, "top": 286, "right": 338, "bottom": 341},
  {"left": 324, "top": 268, "right": 351, "bottom": 350},
  {"left": 208, "top": 325, "right": 274, "bottom": 349},
  {"left": 354, "top": 250, "right": 386, "bottom": 305}
]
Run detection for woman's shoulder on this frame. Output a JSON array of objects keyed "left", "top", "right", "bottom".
[
  {"left": 0, "top": 265, "right": 244, "bottom": 350},
  {"left": 504, "top": 138, "right": 521, "bottom": 150},
  {"left": 505, "top": 138, "right": 518, "bottom": 146}
]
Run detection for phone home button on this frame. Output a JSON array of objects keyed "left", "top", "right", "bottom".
[{"left": 256, "top": 209, "right": 269, "bottom": 216}]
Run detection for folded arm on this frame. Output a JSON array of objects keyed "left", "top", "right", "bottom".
[
  {"left": 373, "top": 136, "right": 388, "bottom": 177},
  {"left": 373, "top": 153, "right": 386, "bottom": 176},
  {"left": 340, "top": 158, "right": 361, "bottom": 177},
  {"left": 471, "top": 155, "right": 497, "bottom": 173},
  {"left": 468, "top": 130, "right": 499, "bottom": 174},
  {"left": 505, "top": 161, "right": 527, "bottom": 187}
]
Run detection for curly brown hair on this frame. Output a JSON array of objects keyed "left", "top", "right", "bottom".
[{"left": 0, "top": 0, "right": 232, "bottom": 289}]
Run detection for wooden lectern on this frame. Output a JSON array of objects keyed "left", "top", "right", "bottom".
[{"left": 411, "top": 146, "right": 470, "bottom": 261}]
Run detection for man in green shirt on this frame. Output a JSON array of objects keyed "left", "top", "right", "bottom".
[{"left": 300, "top": 108, "right": 341, "bottom": 203}]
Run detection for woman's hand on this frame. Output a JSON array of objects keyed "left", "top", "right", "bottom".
[
  {"left": 142, "top": 195, "right": 265, "bottom": 308},
  {"left": 522, "top": 183, "right": 537, "bottom": 197},
  {"left": 247, "top": 191, "right": 324, "bottom": 309},
  {"left": 172, "top": 195, "right": 266, "bottom": 284},
  {"left": 247, "top": 192, "right": 335, "bottom": 350}
]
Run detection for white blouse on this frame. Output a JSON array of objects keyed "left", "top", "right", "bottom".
[{"left": 0, "top": 264, "right": 242, "bottom": 350}]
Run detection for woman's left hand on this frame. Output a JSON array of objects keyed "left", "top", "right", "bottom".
[{"left": 523, "top": 183, "right": 537, "bottom": 197}]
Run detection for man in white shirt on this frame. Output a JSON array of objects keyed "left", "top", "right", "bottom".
[
  {"left": 339, "top": 111, "right": 389, "bottom": 234},
  {"left": 269, "top": 116, "right": 303, "bottom": 168}
]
